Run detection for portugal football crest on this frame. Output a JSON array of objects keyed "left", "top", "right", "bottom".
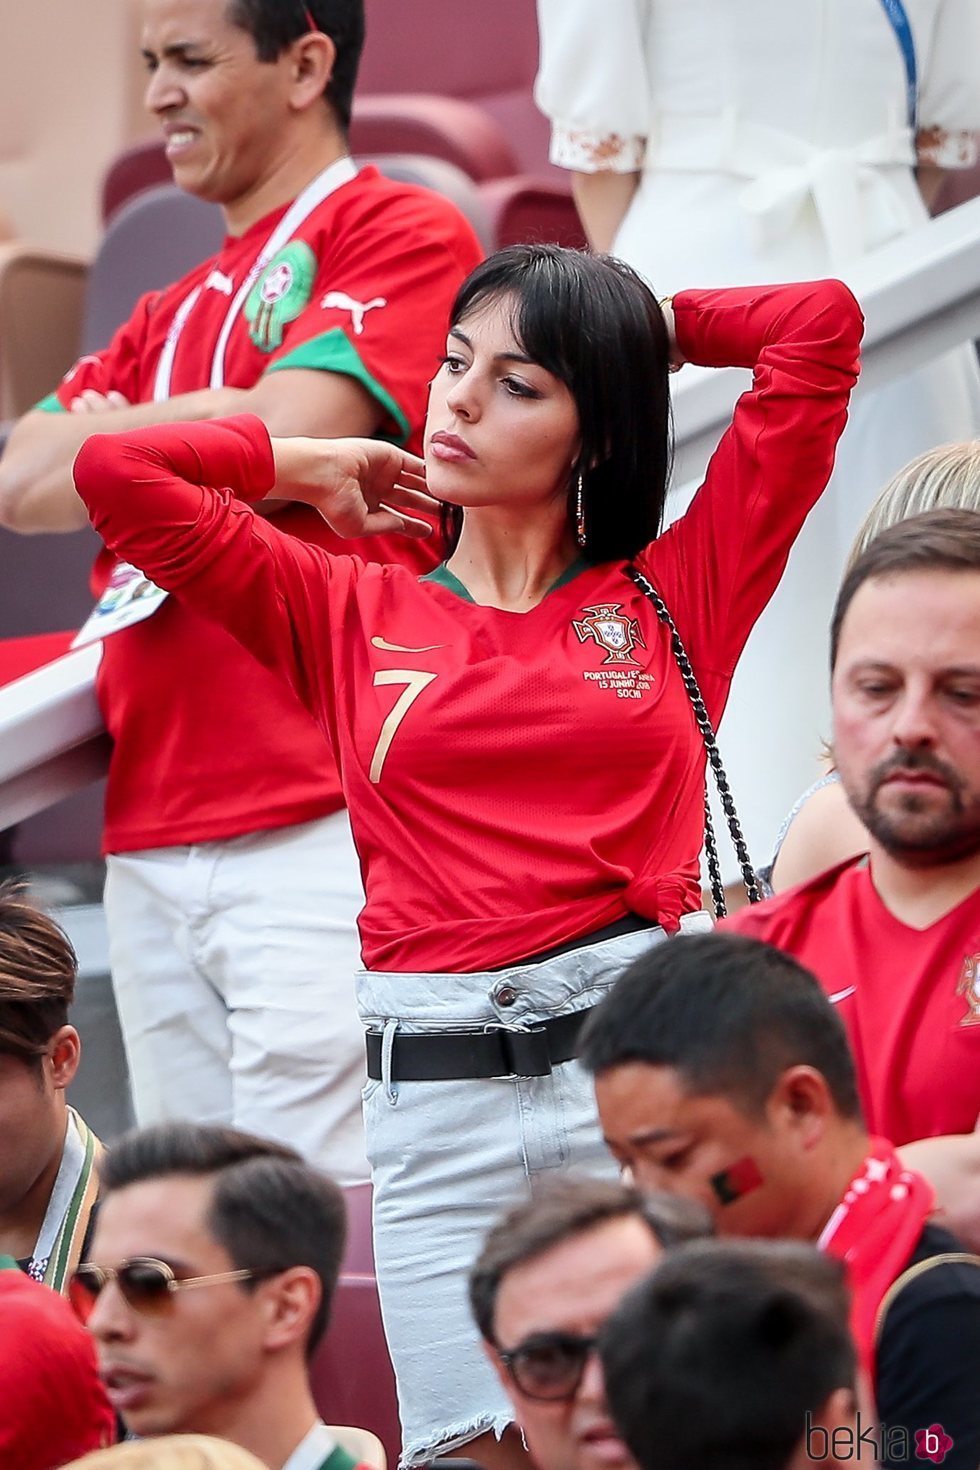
[
  {"left": 956, "top": 953, "right": 980, "bottom": 1027},
  {"left": 245, "top": 241, "right": 316, "bottom": 352},
  {"left": 572, "top": 603, "right": 647, "bottom": 665}
]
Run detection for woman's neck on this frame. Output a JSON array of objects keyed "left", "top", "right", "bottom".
[{"left": 447, "top": 508, "right": 579, "bottom": 611}]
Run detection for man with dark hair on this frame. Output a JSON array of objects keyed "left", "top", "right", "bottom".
[
  {"left": 581, "top": 932, "right": 980, "bottom": 1470},
  {"left": 0, "top": 883, "right": 102, "bottom": 1294},
  {"left": 599, "top": 1241, "right": 859, "bottom": 1470},
  {"left": 0, "top": 0, "right": 483, "bottom": 1185},
  {"left": 725, "top": 508, "right": 980, "bottom": 1244},
  {"left": 469, "top": 1176, "right": 710, "bottom": 1470},
  {"left": 73, "top": 1121, "right": 361, "bottom": 1470}
]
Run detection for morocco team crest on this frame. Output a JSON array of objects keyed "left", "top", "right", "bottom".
[
  {"left": 956, "top": 954, "right": 980, "bottom": 1027},
  {"left": 573, "top": 603, "right": 647, "bottom": 665},
  {"left": 244, "top": 241, "right": 316, "bottom": 352}
]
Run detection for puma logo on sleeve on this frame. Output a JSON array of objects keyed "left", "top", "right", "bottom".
[{"left": 320, "top": 291, "right": 388, "bottom": 334}]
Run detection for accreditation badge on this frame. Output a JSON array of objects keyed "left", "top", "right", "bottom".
[{"left": 71, "top": 561, "right": 168, "bottom": 648}]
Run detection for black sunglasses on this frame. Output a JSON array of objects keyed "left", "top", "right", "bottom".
[
  {"left": 69, "top": 1257, "right": 273, "bottom": 1320},
  {"left": 498, "top": 1331, "right": 598, "bottom": 1402}
]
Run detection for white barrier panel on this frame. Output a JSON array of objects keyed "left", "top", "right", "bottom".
[{"left": 0, "top": 643, "right": 108, "bottom": 829}]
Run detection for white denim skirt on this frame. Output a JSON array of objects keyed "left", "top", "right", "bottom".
[{"left": 356, "top": 914, "right": 712, "bottom": 1466}]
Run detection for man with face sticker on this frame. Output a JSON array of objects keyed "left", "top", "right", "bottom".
[
  {"left": 580, "top": 931, "right": 980, "bottom": 1470},
  {"left": 0, "top": 0, "right": 482, "bottom": 1185}
]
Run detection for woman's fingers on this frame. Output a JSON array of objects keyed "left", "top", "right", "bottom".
[
  {"left": 397, "top": 470, "right": 430, "bottom": 492},
  {"left": 361, "top": 508, "right": 434, "bottom": 538},
  {"left": 384, "top": 483, "right": 440, "bottom": 515},
  {"left": 395, "top": 450, "right": 427, "bottom": 478}
]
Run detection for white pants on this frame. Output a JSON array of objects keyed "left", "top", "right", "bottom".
[{"left": 104, "top": 811, "right": 369, "bottom": 1184}]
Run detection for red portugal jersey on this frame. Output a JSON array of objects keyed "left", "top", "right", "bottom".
[
  {"left": 724, "top": 859, "right": 980, "bottom": 1144},
  {"left": 42, "top": 165, "right": 482, "bottom": 852},
  {"left": 74, "top": 279, "right": 862, "bottom": 971}
]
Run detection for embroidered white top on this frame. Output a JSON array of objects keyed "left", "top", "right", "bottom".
[{"left": 534, "top": 0, "right": 980, "bottom": 274}]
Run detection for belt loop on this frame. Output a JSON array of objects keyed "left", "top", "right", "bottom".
[{"left": 381, "top": 1018, "right": 399, "bottom": 1105}]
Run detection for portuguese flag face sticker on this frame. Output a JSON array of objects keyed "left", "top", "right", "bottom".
[
  {"left": 245, "top": 241, "right": 317, "bottom": 352},
  {"left": 710, "top": 1155, "right": 764, "bottom": 1205}
]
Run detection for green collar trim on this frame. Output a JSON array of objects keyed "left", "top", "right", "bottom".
[{"left": 421, "top": 555, "right": 588, "bottom": 604}]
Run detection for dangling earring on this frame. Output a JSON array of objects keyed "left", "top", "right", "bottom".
[{"left": 575, "top": 472, "right": 587, "bottom": 548}]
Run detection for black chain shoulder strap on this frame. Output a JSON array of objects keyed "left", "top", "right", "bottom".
[{"left": 627, "top": 565, "right": 762, "bottom": 918}]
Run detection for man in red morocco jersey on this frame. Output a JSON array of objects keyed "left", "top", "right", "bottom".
[
  {"left": 0, "top": 0, "right": 482, "bottom": 1185},
  {"left": 724, "top": 509, "right": 980, "bottom": 1250}
]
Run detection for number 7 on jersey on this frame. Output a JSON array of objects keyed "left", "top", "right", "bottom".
[{"left": 369, "top": 669, "right": 437, "bottom": 784}]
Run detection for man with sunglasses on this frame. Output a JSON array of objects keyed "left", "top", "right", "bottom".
[
  {"left": 0, "top": 0, "right": 482, "bottom": 1188},
  {"left": 469, "top": 1176, "right": 710, "bottom": 1470},
  {"left": 0, "top": 884, "right": 101, "bottom": 1296},
  {"left": 71, "top": 1122, "right": 368, "bottom": 1470}
]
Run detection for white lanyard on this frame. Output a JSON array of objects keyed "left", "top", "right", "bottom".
[
  {"left": 152, "top": 155, "right": 358, "bottom": 402},
  {"left": 282, "top": 1422, "right": 339, "bottom": 1470},
  {"left": 29, "top": 1112, "right": 84, "bottom": 1279}
]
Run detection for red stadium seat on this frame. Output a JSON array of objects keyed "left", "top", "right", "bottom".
[
  {"left": 341, "top": 1183, "right": 375, "bottom": 1274},
  {"left": 312, "top": 1274, "right": 401, "bottom": 1469},
  {"left": 100, "top": 139, "right": 175, "bottom": 227},
  {"left": 350, "top": 95, "right": 518, "bottom": 184},
  {"left": 358, "top": 0, "right": 556, "bottom": 179}
]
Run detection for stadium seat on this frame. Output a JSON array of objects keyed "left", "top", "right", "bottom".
[
  {"left": 353, "top": 0, "right": 584, "bottom": 247},
  {"left": 358, "top": 0, "right": 555, "bottom": 180},
  {"left": 341, "top": 1182, "right": 375, "bottom": 1274},
  {"left": 0, "top": 245, "right": 88, "bottom": 423},
  {"left": 312, "top": 1274, "right": 401, "bottom": 1469}
]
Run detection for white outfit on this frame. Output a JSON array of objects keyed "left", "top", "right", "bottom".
[
  {"left": 104, "top": 811, "right": 369, "bottom": 1185},
  {"left": 536, "top": 0, "right": 980, "bottom": 860}
]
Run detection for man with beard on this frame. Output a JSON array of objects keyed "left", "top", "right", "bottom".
[{"left": 725, "top": 508, "right": 980, "bottom": 1242}]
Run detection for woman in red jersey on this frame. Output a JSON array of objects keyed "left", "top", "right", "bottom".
[{"left": 72, "top": 246, "right": 862, "bottom": 1470}]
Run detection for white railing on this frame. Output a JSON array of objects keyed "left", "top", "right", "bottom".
[{"left": 4, "top": 194, "right": 980, "bottom": 834}]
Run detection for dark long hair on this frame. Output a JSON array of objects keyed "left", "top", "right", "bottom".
[{"left": 440, "top": 244, "right": 673, "bottom": 564}]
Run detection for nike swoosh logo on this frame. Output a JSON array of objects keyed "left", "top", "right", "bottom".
[
  {"left": 371, "top": 636, "right": 445, "bottom": 654},
  {"left": 827, "top": 986, "right": 856, "bottom": 1005}
]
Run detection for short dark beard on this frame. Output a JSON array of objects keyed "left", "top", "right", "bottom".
[{"left": 848, "top": 749, "right": 980, "bottom": 867}]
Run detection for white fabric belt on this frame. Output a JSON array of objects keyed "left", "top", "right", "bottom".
[{"left": 647, "top": 112, "right": 917, "bottom": 262}]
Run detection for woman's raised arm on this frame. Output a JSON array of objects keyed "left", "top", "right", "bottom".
[
  {"left": 641, "top": 279, "right": 863, "bottom": 709},
  {"left": 73, "top": 413, "right": 432, "bottom": 720}
]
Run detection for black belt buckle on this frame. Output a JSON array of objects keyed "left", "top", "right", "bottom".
[{"left": 496, "top": 1023, "right": 552, "bottom": 1078}]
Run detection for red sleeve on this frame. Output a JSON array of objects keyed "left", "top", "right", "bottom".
[
  {"left": 639, "top": 280, "right": 863, "bottom": 717},
  {"left": 263, "top": 183, "right": 483, "bottom": 447},
  {"left": 72, "top": 415, "right": 357, "bottom": 723},
  {"left": 50, "top": 291, "right": 161, "bottom": 409}
]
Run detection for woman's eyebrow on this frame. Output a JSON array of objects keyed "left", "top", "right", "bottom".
[{"left": 448, "top": 328, "right": 536, "bottom": 366}]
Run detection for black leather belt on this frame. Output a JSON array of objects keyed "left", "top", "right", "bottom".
[{"left": 365, "top": 1005, "right": 593, "bottom": 1082}]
